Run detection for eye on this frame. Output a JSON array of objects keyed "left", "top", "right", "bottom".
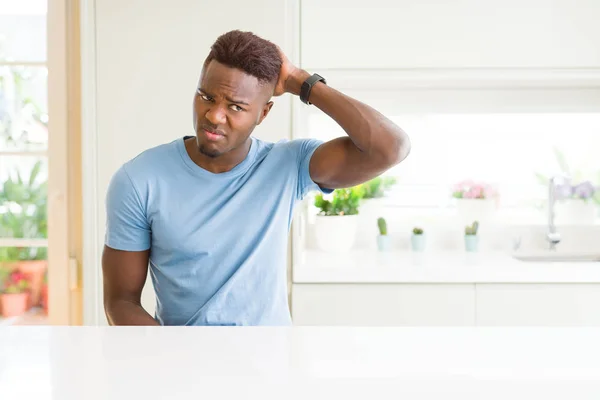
[
  {"left": 197, "top": 90, "right": 213, "bottom": 102},
  {"left": 229, "top": 105, "right": 244, "bottom": 112}
]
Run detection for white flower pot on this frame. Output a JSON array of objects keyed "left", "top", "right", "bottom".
[
  {"left": 314, "top": 215, "right": 359, "bottom": 253},
  {"left": 411, "top": 234, "right": 426, "bottom": 252},
  {"left": 376, "top": 235, "right": 392, "bottom": 252},
  {"left": 455, "top": 198, "right": 496, "bottom": 224},
  {"left": 464, "top": 235, "right": 479, "bottom": 252},
  {"left": 555, "top": 199, "right": 597, "bottom": 225}
]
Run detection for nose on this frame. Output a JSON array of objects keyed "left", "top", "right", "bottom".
[{"left": 205, "top": 105, "right": 227, "bottom": 126}]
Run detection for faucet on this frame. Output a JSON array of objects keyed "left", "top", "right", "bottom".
[{"left": 547, "top": 175, "right": 567, "bottom": 250}]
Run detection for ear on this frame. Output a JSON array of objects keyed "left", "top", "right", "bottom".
[{"left": 257, "top": 101, "right": 274, "bottom": 125}]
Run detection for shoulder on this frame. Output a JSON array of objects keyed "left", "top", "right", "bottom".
[
  {"left": 107, "top": 139, "right": 180, "bottom": 204},
  {"left": 257, "top": 137, "right": 324, "bottom": 160},
  {"left": 118, "top": 139, "right": 180, "bottom": 182}
]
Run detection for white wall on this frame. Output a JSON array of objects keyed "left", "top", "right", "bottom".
[
  {"left": 83, "top": 0, "right": 600, "bottom": 325},
  {"left": 83, "top": 0, "right": 294, "bottom": 324},
  {"left": 301, "top": 0, "right": 600, "bottom": 70}
]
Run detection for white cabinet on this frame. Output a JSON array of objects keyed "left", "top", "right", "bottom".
[
  {"left": 476, "top": 284, "right": 600, "bottom": 326},
  {"left": 292, "top": 284, "right": 475, "bottom": 326},
  {"left": 301, "top": 0, "right": 600, "bottom": 70},
  {"left": 292, "top": 283, "right": 600, "bottom": 326}
]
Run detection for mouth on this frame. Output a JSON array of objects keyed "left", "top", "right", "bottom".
[{"left": 201, "top": 125, "right": 226, "bottom": 142}]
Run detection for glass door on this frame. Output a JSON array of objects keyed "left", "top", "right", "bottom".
[{"left": 0, "top": 0, "right": 73, "bottom": 325}]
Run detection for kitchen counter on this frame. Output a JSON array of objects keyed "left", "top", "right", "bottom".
[
  {"left": 2, "top": 327, "right": 600, "bottom": 399},
  {"left": 294, "top": 250, "right": 600, "bottom": 283}
]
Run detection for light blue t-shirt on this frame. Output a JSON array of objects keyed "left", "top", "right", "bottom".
[{"left": 105, "top": 136, "right": 331, "bottom": 326}]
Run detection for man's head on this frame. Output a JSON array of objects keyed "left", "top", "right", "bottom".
[{"left": 193, "top": 30, "right": 282, "bottom": 158}]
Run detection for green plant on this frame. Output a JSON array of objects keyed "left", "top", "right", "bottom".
[
  {"left": 382, "top": 176, "right": 397, "bottom": 189},
  {"left": 0, "top": 246, "right": 46, "bottom": 263},
  {"left": 377, "top": 217, "right": 387, "bottom": 235},
  {"left": 412, "top": 227, "right": 423, "bottom": 235},
  {"left": 465, "top": 221, "right": 479, "bottom": 236},
  {"left": 314, "top": 186, "right": 364, "bottom": 216},
  {"left": 0, "top": 160, "right": 47, "bottom": 261},
  {"left": 361, "top": 177, "right": 385, "bottom": 199},
  {"left": 0, "top": 63, "right": 48, "bottom": 148},
  {"left": 359, "top": 176, "right": 399, "bottom": 201},
  {"left": 0, "top": 267, "right": 9, "bottom": 288}
]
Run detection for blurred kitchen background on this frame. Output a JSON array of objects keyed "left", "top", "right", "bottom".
[{"left": 1, "top": 0, "right": 600, "bottom": 327}]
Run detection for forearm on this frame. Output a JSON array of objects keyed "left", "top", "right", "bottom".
[
  {"left": 287, "top": 70, "right": 410, "bottom": 164},
  {"left": 105, "top": 299, "right": 160, "bottom": 326}
]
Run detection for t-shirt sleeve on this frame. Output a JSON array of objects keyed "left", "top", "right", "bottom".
[
  {"left": 294, "top": 138, "right": 335, "bottom": 200},
  {"left": 104, "top": 165, "right": 151, "bottom": 251}
]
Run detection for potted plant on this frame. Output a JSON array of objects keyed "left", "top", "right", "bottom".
[
  {"left": 553, "top": 180, "right": 598, "bottom": 225},
  {"left": 362, "top": 177, "right": 385, "bottom": 201},
  {"left": 357, "top": 176, "right": 398, "bottom": 249},
  {"left": 376, "top": 217, "right": 391, "bottom": 251},
  {"left": 411, "top": 227, "right": 426, "bottom": 252},
  {"left": 314, "top": 186, "right": 363, "bottom": 252},
  {"left": 464, "top": 221, "right": 479, "bottom": 252},
  {"left": 0, "top": 161, "right": 48, "bottom": 307},
  {"left": 535, "top": 147, "right": 600, "bottom": 224},
  {"left": 357, "top": 177, "right": 385, "bottom": 248},
  {"left": 452, "top": 180, "right": 497, "bottom": 223},
  {"left": 0, "top": 269, "right": 30, "bottom": 317}
]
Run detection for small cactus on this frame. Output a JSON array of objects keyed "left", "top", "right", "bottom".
[
  {"left": 412, "top": 227, "right": 424, "bottom": 235},
  {"left": 465, "top": 220, "right": 479, "bottom": 235},
  {"left": 377, "top": 217, "right": 387, "bottom": 236}
]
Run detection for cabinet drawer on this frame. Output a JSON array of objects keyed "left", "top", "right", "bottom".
[
  {"left": 476, "top": 284, "right": 600, "bottom": 326},
  {"left": 292, "top": 284, "right": 475, "bottom": 326}
]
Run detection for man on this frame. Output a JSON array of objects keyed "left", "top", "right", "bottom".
[{"left": 102, "top": 30, "right": 411, "bottom": 326}]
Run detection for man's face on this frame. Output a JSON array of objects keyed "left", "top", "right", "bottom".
[{"left": 193, "top": 60, "right": 274, "bottom": 158}]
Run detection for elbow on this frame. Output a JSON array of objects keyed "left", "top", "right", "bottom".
[
  {"left": 395, "top": 132, "right": 412, "bottom": 164},
  {"left": 103, "top": 297, "right": 117, "bottom": 325},
  {"left": 381, "top": 130, "right": 411, "bottom": 167},
  {"left": 103, "top": 294, "right": 130, "bottom": 325}
]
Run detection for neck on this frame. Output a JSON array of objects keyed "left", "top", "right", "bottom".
[{"left": 185, "top": 137, "right": 252, "bottom": 174}]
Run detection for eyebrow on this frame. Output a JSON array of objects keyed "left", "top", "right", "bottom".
[{"left": 198, "top": 88, "right": 250, "bottom": 106}]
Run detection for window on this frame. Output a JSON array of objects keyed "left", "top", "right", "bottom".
[
  {"left": 0, "top": 0, "right": 49, "bottom": 320},
  {"left": 301, "top": 85, "right": 600, "bottom": 221}
]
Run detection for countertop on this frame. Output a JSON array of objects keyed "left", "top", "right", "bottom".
[
  {"left": 294, "top": 250, "right": 600, "bottom": 283},
  {"left": 2, "top": 327, "right": 600, "bottom": 399}
]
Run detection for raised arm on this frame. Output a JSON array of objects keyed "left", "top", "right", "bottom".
[
  {"left": 102, "top": 246, "right": 158, "bottom": 325},
  {"left": 274, "top": 50, "right": 411, "bottom": 189}
]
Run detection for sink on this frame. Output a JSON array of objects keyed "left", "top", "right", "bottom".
[{"left": 512, "top": 251, "right": 600, "bottom": 262}]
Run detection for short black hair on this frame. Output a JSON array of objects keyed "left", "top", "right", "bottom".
[{"left": 204, "top": 30, "right": 282, "bottom": 85}]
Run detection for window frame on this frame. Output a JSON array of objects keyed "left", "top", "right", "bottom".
[{"left": 0, "top": 0, "right": 72, "bottom": 325}]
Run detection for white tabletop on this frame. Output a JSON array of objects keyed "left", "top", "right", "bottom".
[{"left": 2, "top": 327, "right": 600, "bottom": 399}]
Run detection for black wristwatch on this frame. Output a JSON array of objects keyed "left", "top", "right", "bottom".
[{"left": 300, "top": 73, "right": 327, "bottom": 105}]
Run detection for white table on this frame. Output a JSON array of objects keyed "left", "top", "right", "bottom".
[{"left": 2, "top": 327, "right": 600, "bottom": 399}]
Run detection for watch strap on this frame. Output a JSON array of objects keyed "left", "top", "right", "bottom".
[{"left": 300, "top": 73, "right": 326, "bottom": 105}]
